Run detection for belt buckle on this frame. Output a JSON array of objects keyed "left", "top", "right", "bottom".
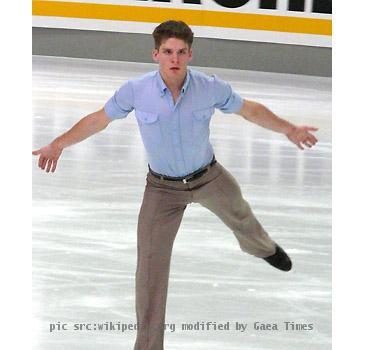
[{"left": 182, "top": 174, "right": 194, "bottom": 183}]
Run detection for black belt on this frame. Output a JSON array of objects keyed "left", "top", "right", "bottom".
[{"left": 149, "top": 156, "right": 217, "bottom": 183}]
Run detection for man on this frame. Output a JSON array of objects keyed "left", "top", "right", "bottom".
[{"left": 33, "top": 20, "right": 318, "bottom": 350}]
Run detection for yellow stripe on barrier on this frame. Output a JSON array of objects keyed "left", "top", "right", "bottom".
[{"left": 32, "top": 1, "right": 332, "bottom": 36}]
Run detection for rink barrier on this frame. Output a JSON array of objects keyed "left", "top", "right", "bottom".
[
  {"left": 32, "top": 1, "right": 331, "bottom": 36},
  {"left": 32, "top": 0, "right": 332, "bottom": 76}
]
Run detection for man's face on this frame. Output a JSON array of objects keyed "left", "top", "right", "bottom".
[{"left": 152, "top": 38, "right": 192, "bottom": 81}]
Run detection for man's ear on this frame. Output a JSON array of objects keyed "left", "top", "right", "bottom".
[
  {"left": 188, "top": 48, "right": 193, "bottom": 62},
  {"left": 152, "top": 48, "right": 159, "bottom": 63}
]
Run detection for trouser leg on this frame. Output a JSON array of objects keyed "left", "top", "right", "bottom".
[
  {"left": 134, "top": 180, "right": 187, "bottom": 350},
  {"left": 196, "top": 163, "right": 276, "bottom": 258}
]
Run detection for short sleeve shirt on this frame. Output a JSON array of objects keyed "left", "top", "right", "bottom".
[{"left": 104, "top": 68, "right": 243, "bottom": 177}]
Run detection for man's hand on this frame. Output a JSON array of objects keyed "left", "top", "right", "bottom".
[
  {"left": 237, "top": 101, "right": 319, "bottom": 150},
  {"left": 286, "top": 126, "right": 318, "bottom": 150},
  {"left": 32, "top": 108, "right": 111, "bottom": 173},
  {"left": 32, "top": 142, "right": 63, "bottom": 173}
]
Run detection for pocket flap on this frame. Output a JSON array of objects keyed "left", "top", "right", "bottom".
[
  {"left": 135, "top": 110, "right": 159, "bottom": 124},
  {"left": 193, "top": 107, "right": 214, "bottom": 121}
]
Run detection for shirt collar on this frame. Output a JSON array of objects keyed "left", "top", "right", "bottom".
[
  {"left": 156, "top": 69, "right": 191, "bottom": 97},
  {"left": 156, "top": 71, "right": 168, "bottom": 96},
  {"left": 181, "top": 69, "right": 191, "bottom": 95}
]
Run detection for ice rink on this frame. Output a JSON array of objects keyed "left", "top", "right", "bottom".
[{"left": 32, "top": 55, "right": 331, "bottom": 350}]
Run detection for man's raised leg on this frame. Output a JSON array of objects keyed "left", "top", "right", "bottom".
[{"left": 195, "top": 163, "right": 291, "bottom": 270}]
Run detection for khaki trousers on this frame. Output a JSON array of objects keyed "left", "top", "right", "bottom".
[{"left": 133, "top": 161, "right": 276, "bottom": 350}]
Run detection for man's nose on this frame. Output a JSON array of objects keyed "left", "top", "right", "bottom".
[{"left": 171, "top": 52, "right": 179, "bottom": 63}]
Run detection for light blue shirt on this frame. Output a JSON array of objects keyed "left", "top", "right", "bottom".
[{"left": 104, "top": 68, "right": 243, "bottom": 177}]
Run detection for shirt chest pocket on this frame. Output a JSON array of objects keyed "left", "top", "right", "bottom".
[
  {"left": 191, "top": 107, "right": 214, "bottom": 141},
  {"left": 135, "top": 110, "right": 159, "bottom": 124},
  {"left": 135, "top": 110, "right": 162, "bottom": 151},
  {"left": 192, "top": 107, "right": 214, "bottom": 121}
]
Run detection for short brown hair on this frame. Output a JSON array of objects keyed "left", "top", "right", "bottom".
[{"left": 152, "top": 20, "right": 194, "bottom": 49}]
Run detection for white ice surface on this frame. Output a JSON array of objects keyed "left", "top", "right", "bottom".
[{"left": 32, "top": 56, "right": 331, "bottom": 350}]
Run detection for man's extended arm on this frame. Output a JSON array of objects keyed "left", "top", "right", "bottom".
[
  {"left": 32, "top": 108, "right": 111, "bottom": 173},
  {"left": 236, "top": 100, "right": 318, "bottom": 150}
]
